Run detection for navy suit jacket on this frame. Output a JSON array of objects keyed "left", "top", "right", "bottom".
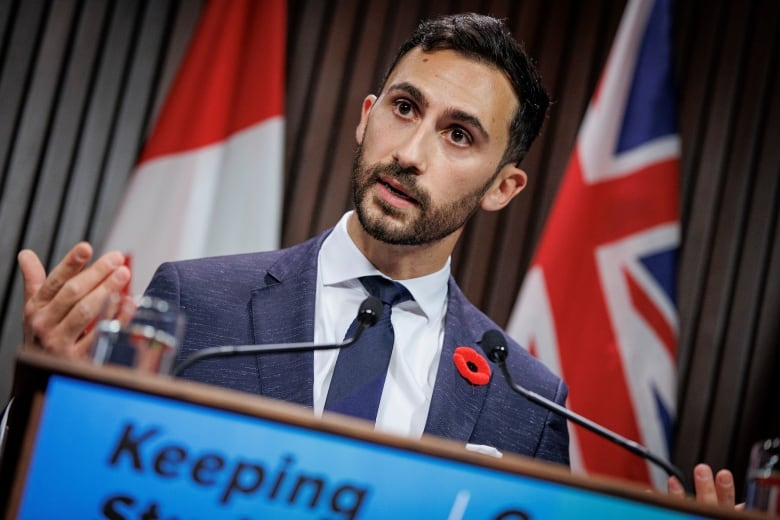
[{"left": 146, "top": 229, "right": 570, "bottom": 466}]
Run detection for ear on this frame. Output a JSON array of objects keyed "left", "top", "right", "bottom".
[
  {"left": 356, "top": 95, "right": 377, "bottom": 145},
  {"left": 481, "top": 165, "right": 527, "bottom": 212}
]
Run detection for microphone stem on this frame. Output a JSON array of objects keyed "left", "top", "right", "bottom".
[
  {"left": 498, "top": 361, "right": 690, "bottom": 493},
  {"left": 170, "top": 322, "right": 370, "bottom": 377}
]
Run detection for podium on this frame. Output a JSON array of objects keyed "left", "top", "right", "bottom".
[{"left": 1, "top": 350, "right": 754, "bottom": 519}]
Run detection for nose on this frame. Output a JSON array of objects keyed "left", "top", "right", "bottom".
[{"left": 392, "top": 124, "right": 428, "bottom": 174}]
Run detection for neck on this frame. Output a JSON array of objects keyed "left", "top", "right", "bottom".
[{"left": 346, "top": 212, "right": 459, "bottom": 280}]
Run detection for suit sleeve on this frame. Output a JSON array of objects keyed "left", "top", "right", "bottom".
[{"left": 532, "top": 378, "right": 570, "bottom": 466}]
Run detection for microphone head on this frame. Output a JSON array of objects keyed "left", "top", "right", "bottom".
[
  {"left": 357, "top": 296, "right": 383, "bottom": 327},
  {"left": 480, "top": 329, "right": 508, "bottom": 363}
]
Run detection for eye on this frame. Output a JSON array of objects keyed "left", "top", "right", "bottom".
[
  {"left": 393, "top": 99, "right": 415, "bottom": 118},
  {"left": 448, "top": 127, "right": 472, "bottom": 146}
]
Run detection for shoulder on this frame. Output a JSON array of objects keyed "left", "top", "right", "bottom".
[
  {"left": 142, "top": 230, "right": 332, "bottom": 312},
  {"left": 148, "top": 230, "right": 331, "bottom": 290}
]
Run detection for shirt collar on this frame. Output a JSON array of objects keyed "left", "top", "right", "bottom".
[{"left": 320, "top": 212, "right": 450, "bottom": 322}]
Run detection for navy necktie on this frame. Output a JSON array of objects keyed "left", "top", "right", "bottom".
[{"left": 324, "top": 275, "right": 413, "bottom": 421}]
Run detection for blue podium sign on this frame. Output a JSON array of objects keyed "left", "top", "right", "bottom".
[{"left": 18, "top": 375, "right": 703, "bottom": 519}]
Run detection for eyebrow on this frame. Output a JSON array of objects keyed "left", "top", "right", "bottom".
[
  {"left": 387, "top": 82, "right": 428, "bottom": 109},
  {"left": 443, "top": 108, "right": 489, "bottom": 141},
  {"left": 386, "top": 81, "right": 490, "bottom": 141}
]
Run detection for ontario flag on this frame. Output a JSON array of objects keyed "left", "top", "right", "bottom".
[
  {"left": 506, "top": 0, "right": 679, "bottom": 489},
  {"left": 103, "top": 0, "right": 286, "bottom": 294}
]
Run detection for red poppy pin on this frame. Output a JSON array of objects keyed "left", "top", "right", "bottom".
[{"left": 453, "top": 346, "right": 491, "bottom": 386}]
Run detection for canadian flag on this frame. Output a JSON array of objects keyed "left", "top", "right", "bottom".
[
  {"left": 103, "top": 0, "right": 286, "bottom": 294},
  {"left": 506, "top": 0, "right": 679, "bottom": 489}
]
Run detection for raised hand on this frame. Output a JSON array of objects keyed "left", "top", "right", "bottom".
[{"left": 18, "top": 242, "right": 131, "bottom": 358}]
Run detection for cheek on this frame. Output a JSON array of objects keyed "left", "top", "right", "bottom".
[
  {"left": 435, "top": 162, "right": 493, "bottom": 195},
  {"left": 360, "top": 119, "right": 396, "bottom": 159},
  {"left": 366, "top": 104, "right": 399, "bottom": 132},
  {"left": 420, "top": 167, "right": 475, "bottom": 207}
]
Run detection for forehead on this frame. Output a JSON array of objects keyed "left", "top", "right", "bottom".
[{"left": 383, "top": 48, "right": 519, "bottom": 134}]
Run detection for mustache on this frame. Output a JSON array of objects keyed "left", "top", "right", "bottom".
[{"left": 366, "top": 161, "right": 427, "bottom": 204}]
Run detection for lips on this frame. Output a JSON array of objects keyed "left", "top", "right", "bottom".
[{"left": 379, "top": 176, "right": 418, "bottom": 204}]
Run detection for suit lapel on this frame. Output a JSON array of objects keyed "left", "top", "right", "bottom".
[
  {"left": 250, "top": 233, "right": 328, "bottom": 407},
  {"left": 424, "top": 279, "right": 491, "bottom": 442}
]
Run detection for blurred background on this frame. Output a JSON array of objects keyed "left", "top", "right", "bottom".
[{"left": 0, "top": 0, "right": 777, "bottom": 498}]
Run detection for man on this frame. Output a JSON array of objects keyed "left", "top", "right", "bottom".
[{"left": 17, "top": 12, "right": 737, "bottom": 507}]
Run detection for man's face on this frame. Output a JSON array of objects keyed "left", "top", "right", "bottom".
[{"left": 352, "top": 48, "right": 520, "bottom": 246}]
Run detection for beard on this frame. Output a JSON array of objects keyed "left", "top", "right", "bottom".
[{"left": 351, "top": 142, "right": 495, "bottom": 246}]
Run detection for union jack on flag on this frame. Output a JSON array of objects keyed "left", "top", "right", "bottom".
[{"left": 506, "top": 0, "right": 679, "bottom": 489}]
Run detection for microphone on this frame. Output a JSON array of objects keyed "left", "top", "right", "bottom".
[
  {"left": 479, "top": 329, "right": 691, "bottom": 493},
  {"left": 171, "top": 296, "right": 383, "bottom": 376}
]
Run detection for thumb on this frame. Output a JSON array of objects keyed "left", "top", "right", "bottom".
[{"left": 18, "top": 250, "right": 46, "bottom": 303}]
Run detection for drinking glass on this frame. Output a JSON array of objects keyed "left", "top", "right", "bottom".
[
  {"left": 91, "top": 295, "right": 185, "bottom": 374},
  {"left": 745, "top": 437, "right": 780, "bottom": 515}
]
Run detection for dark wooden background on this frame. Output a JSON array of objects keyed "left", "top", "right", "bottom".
[{"left": 0, "top": 0, "right": 777, "bottom": 495}]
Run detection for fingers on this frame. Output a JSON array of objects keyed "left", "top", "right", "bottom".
[
  {"left": 692, "top": 464, "right": 736, "bottom": 508},
  {"left": 667, "top": 475, "right": 686, "bottom": 499},
  {"left": 43, "top": 264, "right": 130, "bottom": 356},
  {"left": 668, "top": 464, "right": 739, "bottom": 511},
  {"left": 114, "top": 295, "right": 138, "bottom": 326},
  {"left": 73, "top": 328, "right": 98, "bottom": 358},
  {"left": 21, "top": 242, "right": 131, "bottom": 357},
  {"left": 692, "top": 464, "right": 719, "bottom": 504},
  {"left": 34, "top": 242, "right": 93, "bottom": 304},
  {"left": 19, "top": 249, "right": 47, "bottom": 346},
  {"left": 18, "top": 249, "right": 47, "bottom": 304},
  {"left": 52, "top": 253, "right": 128, "bottom": 324},
  {"left": 71, "top": 294, "right": 134, "bottom": 360},
  {"left": 714, "top": 469, "right": 736, "bottom": 507},
  {"left": 43, "top": 249, "right": 122, "bottom": 322}
]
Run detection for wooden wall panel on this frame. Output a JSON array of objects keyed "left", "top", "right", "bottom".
[
  {"left": 0, "top": 0, "right": 777, "bottom": 498},
  {"left": 0, "top": 0, "right": 81, "bottom": 397},
  {"left": 676, "top": 0, "right": 755, "bottom": 469},
  {"left": 702, "top": 0, "right": 779, "bottom": 467},
  {"left": 315, "top": 0, "right": 393, "bottom": 228},
  {"left": 674, "top": 0, "right": 780, "bottom": 487},
  {"left": 0, "top": 0, "right": 113, "bottom": 384},
  {"left": 0, "top": 0, "right": 200, "bottom": 401}
]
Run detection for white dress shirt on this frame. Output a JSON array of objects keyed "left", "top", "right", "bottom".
[{"left": 312, "top": 212, "right": 449, "bottom": 438}]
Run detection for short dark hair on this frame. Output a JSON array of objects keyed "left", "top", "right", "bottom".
[{"left": 379, "top": 13, "right": 549, "bottom": 167}]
